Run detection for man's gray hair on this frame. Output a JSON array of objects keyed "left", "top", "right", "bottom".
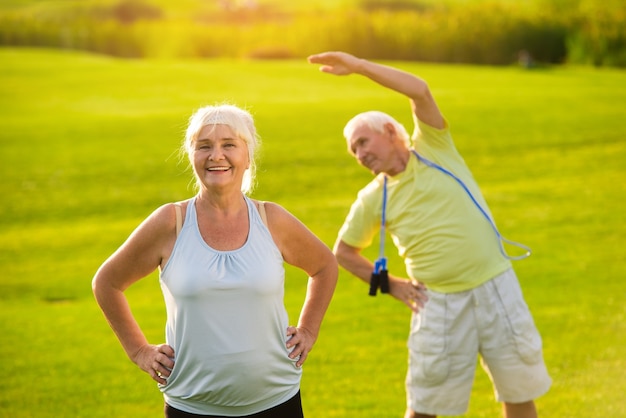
[{"left": 343, "top": 111, "right": 411, "bottom": 147}]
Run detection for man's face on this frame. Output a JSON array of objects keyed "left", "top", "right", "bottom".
[{"left": 346, "top": 124, "right": 393, "bottom": 175}]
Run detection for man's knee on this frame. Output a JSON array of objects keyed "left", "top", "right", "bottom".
[
  {"left": 503, "top": 400, "right": 537, "bottom": 418},
  {"left": 405, "top": 409, "right": 436, "bottom": 418}
]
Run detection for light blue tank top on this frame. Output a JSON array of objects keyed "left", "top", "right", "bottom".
[{"left": 159, "top": 196, "right": 301, "bottom": 415}]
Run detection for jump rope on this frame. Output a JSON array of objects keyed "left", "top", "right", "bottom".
[{"left": 369, "top": 150, "right": 532, "bottom": 296}]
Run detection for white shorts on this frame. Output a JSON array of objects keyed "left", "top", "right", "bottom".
[{"left": 405, "top": 268, "right": 552, "bottom": 416}]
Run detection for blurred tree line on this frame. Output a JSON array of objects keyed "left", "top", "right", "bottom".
[{"left": 0, "top": 0, "right": 624, "bottom": 67}]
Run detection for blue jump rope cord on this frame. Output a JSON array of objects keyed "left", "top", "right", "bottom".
[
  {"left": 375, "top": 176, "right": 388, "bottom": 274},
  {"left": 374, "top": 150, "right": 531, "bottom": 272}
]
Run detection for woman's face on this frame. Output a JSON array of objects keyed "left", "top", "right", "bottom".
[{"left": 192, "top": 124, "right": 250, "bottom": 192}]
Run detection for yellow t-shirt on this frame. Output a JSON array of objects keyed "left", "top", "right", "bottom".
[{"left": 338, "top": 119, "right": 511, "bottom": 293}]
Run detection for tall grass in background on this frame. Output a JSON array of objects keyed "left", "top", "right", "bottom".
[
  {"left": 1, "top": 47, "right": 625, "bottom": 417},
  {"left": 0, "top": 0, "right": 624, "bottom": 66}
]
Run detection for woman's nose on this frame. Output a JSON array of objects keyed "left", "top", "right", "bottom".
[{"left": 210, "top": 147, "right": 224, "bottom": 160}]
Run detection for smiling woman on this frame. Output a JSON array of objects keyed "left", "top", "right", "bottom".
[
  {"left": 183, "top": 105, "right": 259, "bottom": 194},
  {"left": 91, "top": 103, "right": 338, "bottom": 417},
  {"left": 192, "top": 125, "right": 251, "bottom": 207}
]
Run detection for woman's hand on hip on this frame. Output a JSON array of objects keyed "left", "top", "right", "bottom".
[
  {"left": 132, "top": 343, "right": 175, "bottom": 385},
  {"left": 286, "top": 326, "right": 316, "bottom": 368}
]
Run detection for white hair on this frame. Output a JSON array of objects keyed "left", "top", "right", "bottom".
[
  {"left": 343, "top": 110, "right": 411, "bottom": 147},
  {"left": 183, "top": 104, "right": 259, "bottom": 194}
]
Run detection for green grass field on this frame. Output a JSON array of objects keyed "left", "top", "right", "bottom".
[{"left": 1, "top": 48, "right": 625, "bottom": 417}]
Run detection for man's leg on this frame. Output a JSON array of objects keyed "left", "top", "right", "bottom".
[
  {"left": 405, "top": 409, "right": 436, "bottom": 418},
  {"left": 406, "top": 289, "right": 479, "bottom": 417},
  {"left": 478, "top": 271, "right": 551, "bottom": 416},
  {"left": 503, "top": 400, "right": 537, "bottom": 418}
]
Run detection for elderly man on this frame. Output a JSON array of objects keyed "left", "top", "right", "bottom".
[{"left": 309, "top": 51, "right": 551, "bottom": 418}]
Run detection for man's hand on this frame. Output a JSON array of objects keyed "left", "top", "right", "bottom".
[
  {"left": 307, "top": 51, "right": 362, "bottom": 76},
  {"left": 389, "top": 277, "right": 428, "bottom": 312}
]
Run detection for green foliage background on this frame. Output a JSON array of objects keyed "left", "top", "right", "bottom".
[
  {"left": 0, "top": 0, "right": 625, "bottom": 66},
  {"left": 1, "top": 46, "right": 625, "bottom": 416}
]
